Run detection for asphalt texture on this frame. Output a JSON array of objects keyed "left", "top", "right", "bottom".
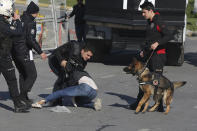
[
  {"left": 0, "top": 3, "right": 197, "bottom": 131},
  {"left": 0, "top": 37, "right": 196, "bottom": 131}
]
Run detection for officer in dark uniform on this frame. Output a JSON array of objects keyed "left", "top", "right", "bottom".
[
  {"left": 11, "top": 1, "right": 47, "bottom": 106},
  {"left": 129, "top": 1, "right": 172, "bottom": 111},
  {"left": 0, "top": 0, "right": 29, "bottom": 112},
  {"left": 68, "top": 0, "right": 86, "bottom": 42}
]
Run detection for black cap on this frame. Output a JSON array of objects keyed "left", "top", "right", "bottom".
[
  {"left": 26, "top": 1, "right": 39, "bottom": 14},
  {"left": 140, "top": 1, "right": 154, "bottom": 11}
]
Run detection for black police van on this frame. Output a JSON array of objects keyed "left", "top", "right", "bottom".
[{"left": 85, "top": 0, "right": 188, "bottom": 65}]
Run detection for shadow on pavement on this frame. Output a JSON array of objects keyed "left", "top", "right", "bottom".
[
  {"left": 106, "top": 92, "right": 136, "bottom": 109},
  {"left": 0, "top": 91, "right": 11, "bottom": 101},
  {"left": 96, "top": 124, "right": 117, "bottom": 131},
  {"left": 184, "top": 52, "right": 197, "bottom": 67},
  {"left": 38, "top": 94, "right": 49, "bottom": 98},
  {"left": 0, "top": 103, "right": 13, "bottom": 112}
]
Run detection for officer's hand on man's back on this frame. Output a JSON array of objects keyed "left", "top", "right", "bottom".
[{"left": 40, "top": 53, "right": 47, "bottom": 60}]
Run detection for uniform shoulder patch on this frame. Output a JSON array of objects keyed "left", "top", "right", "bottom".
[
  {"left": 10, "top": 26, "right": 16, "bottom": 30},
  {"left": 31, "top": 29, "right": 35, "bottom": 34}
]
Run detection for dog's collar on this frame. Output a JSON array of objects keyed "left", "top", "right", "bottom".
[{"left": 139, "top": 80, "right": 159, "bottom": 86}]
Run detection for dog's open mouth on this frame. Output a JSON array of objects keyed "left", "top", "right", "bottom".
[
  {"left": 123, "top": 67, "right": 137, "bottom": 76},
  {"left": 123, "top": 67, "right": 133, "bottom": 74}
]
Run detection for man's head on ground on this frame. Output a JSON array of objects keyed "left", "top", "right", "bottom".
[
  {"left": 81, "top": 44, "right": 95, "bottom": 61},
  {"left": 140, "top": 1, "right": 155, "bottom": 20},
  {"left": 26, "top": 1, "right": 39, "bottom": 17}
]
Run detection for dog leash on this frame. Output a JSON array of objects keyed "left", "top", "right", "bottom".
[
  {"left": 144, "top": 50, "right": 154, "bottom": 68},
  {"left": 138, "top": 50, "right": 155, "bottom": 76}
]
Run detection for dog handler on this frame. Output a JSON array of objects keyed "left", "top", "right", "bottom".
[
  {"left": 129, "top": 1, "right": 172, "bottom": 111},
  {"left": 32, "top": 41, "right": 102, "bottom": 111}
]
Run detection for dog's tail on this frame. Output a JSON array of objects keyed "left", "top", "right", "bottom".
[{"left": 172, "top": 81, "right": 187, "bottom": 89}]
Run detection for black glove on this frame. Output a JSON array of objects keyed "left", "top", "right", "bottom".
[{"left": 65, "top": 60, "right": 74, "bottom": 72}]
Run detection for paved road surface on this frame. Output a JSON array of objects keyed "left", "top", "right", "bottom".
[{"left": 0, "top": 37, "right": 197, "bottom": 131}]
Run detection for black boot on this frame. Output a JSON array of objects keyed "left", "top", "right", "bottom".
[
  {"left": 157, "top": 99, "right": 164, "bottom": 112},
  {"left": 19, "top": 92, "right": 33, "bottom": 107},
  {"left": 13, "top": 98, "right": 30, "bottom": 113},
  {"left": 129, "top": 87, "right": 144, "bottom": 110}
]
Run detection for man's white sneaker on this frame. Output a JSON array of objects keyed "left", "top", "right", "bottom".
[
  {"left": 94, "top": 98, "right": 102, "bottom": 111},
  {"left": 32, "top": 102, "right": 42, "bottom": 108},
  {"left": 31, "top": 100, "right": 45, "bottom": 108}
]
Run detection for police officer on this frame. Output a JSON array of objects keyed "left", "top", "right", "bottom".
[
  {"left": 0, "top": 0, "right": 29, "bottom": 112},
  {"left": 129, "top": 1, "right": 172, "bottom": 111},
  {"left": 11, "top": 1, "right": 47, "bottom": 106},
  {"left": 68, "top": 0, "right": 86, "bottom": 42}
]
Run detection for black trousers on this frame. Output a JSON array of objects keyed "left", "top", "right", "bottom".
[
  {"left": 148, "top": 53, "right": 166, "bottom": 74},
  {"left": 75, "top": 24, "right": 86, "bottom": 42},
  {"left": 12, "top": 55, "right": 37, "bottom": 94},
  {"left": 0, "top": 56, "right": 19, "bottom": 98},
  {"left": 48, "top": 55, "right": 68, "bottom": 105},
  {"left": 48, "top": 55, "right": 66, "bottom": 90}
]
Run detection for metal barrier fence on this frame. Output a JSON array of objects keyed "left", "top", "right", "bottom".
[{"left": 15, "top": 0, "right": 77, "bottom": 51}]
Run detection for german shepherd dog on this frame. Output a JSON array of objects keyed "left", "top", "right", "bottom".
[{"left": 123, "top": 58, "right": 186, "bottom": 114}]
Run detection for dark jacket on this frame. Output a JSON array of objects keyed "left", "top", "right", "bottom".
[
  {"left": 21, "top": 12, "right": 43, "bottom": 54},
  {"left": 50, "top": 41, "right": 89, "bottom": 86},
  {"left": 0, "top": 16, "right": 23, "bottom": 57},
  {"left": 11, "top": 21, "right": 28, "bottom": 56},
  {"left": 69, "top": 3, "right": 86, "bottom": 25},
  {"left": 143, "top": 13, "right": 172, "bottom": 55}
]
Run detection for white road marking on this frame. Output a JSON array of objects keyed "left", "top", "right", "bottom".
[
  {"left": 45, "top": 87, "right": 53, "bottom": 90},
  {"left": 138, "top": 129, "right": 151, "bottom": 131},
  {"left": 100, "top": 74, "right": 115, "bottom": 79},
  {"left": 194, "top": 106, "right": 197, "bottom": 109}
]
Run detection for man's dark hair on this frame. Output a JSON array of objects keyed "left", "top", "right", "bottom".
[
  {"left": 140, "top": 1, "right": 155, "bottom": 11},
  {"left": 82, "top": 43, "right": 96, "bottom": 55}
]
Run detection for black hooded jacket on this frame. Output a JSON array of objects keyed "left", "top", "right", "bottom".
[
  {"left": 142, "top": 13, "right": 172, "bottom": 54},
  {"left": 12, "top": 12, "right": 42, "bottom": 56},
  {"left": 69, "top": 3, "right": 86, "bottom": 25},
  {"left": 0, "top": 16, "right": 23, "bottom": 57}
]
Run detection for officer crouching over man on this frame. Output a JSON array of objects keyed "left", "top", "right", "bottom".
[{"left": 32, "top": 41, "right": 102, "bottom": 111}]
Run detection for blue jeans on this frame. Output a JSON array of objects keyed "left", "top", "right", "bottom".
[{"left": 45, "top": 83, "right": 97, "bottom": 107}]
